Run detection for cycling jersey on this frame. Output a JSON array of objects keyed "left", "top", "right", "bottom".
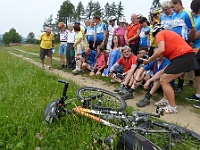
[
  {"left": 156, "top": 30, "right": 195, "bottom": 60},
  {"left": 94, "top": 22, "right": 107, "bottom": 42},
  {"left": 160, "top": 11, "right": 175, "bottom": 30},
  {"left": 85, "top": 26, "right": 96, "bottom": 42},
  {"left": 139, "top": 26, "right": 150, "bottom": 46},
  {"left": 171, "top": 9, "right": 195, "bottom": 41},
  {"left": 60, "top": 30, "right": 68, "bottom": 45},
  {"left": 193, "top": 15, "right": 200, "bottom": 49}
]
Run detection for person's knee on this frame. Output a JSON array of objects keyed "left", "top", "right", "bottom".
[{"left": 82, "top": 63, "right": 87, "bottom": 68}]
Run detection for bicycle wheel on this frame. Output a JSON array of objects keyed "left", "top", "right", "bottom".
[
  {"left": 76, "top": 87, "right": 127, "bottom": 111},
  {"left": 137, "top": 120, "right": 200, "bottom": 150}
]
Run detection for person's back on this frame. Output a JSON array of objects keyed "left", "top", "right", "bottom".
[{"left": 156, "top": 30, "right": 194, "bottom": 60}]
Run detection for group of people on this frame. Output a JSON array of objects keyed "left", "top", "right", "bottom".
[{"left": 39, "top": 0, "right": 200, "bottom": 114}]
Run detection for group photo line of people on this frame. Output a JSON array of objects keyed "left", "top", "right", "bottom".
[{"left": 39, "top": 0, "right": 200, "bottom": 114}]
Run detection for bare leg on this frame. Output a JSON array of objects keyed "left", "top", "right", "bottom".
[
  {"left": 160, "top": 73, "right": 182, "bottom": 107},
  {"left": 48, "top": 57, "right": 52, "bottom": 67},
  {"left": 196, "top": 76, "right": 200, "bottom": 94},
  {"left": 41, "top": 59, "right": 45, "bottom": 67}
]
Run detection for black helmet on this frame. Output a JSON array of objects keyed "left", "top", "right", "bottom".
[
  {"left": 44, "top": 100, "right": 58, "bottom": 124},
  {"left": 152, "top": 24, "right": 164, "bottom": 37}
]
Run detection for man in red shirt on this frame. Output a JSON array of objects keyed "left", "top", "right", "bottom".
[
  {"left": 124, "top": 14, "right": 141, "bottom": 55},
  {"left": 141, "top": 24, "right": 200, "bottom": 113}
]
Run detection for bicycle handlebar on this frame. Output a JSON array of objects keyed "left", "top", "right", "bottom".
[{"left": 58, "top": 80, "right": 69, "bottom": 98}]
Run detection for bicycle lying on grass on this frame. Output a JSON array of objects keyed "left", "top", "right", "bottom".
[{"left": 44, "top": 80, "right": 200, "bottom": 150}]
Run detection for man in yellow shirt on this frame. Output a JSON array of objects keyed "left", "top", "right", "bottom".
[{"left": 39, "top": 27, "right": 54, "bottom": 70}]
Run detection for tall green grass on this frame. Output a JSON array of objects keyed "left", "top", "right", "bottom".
[{"left": 0, "top": 48, "right": 115, "bottom": 149}]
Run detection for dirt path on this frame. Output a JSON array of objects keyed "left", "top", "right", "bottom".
[{"left": 9, "top": 49, "right": 200, "bottom": 134}]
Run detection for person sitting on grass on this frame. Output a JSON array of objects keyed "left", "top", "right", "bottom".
[
  {"left": 114, "top": 46, "right": 149, "bottom": 93},
  {"left": 117, "top": 54, "right": 170, "bottom": 101},
  {"left": 89, "top": 46, "right": 107, "bottom": 76},
  {"left": 109, "top": 45, "right": 138, "bottom": 83},
  {"left": 72, "top": 47, "right": 97, "bottom": 75},
  {"left": 102, "top": 35, "right": 122, "bottom": 77}
]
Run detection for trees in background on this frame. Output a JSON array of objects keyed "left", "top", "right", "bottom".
[{"left": 2, "top": 28, "right": 22, "bottom": 45}]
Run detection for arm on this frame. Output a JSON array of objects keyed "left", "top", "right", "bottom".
[
  {"left": 128, "top": 28, "right": 140, "bottom": 42},
  {"left": 194, "top": 30, "right": 200, "bottom": 40},
  {"left": 188, "top": 27, "right": 196, "bottom": 44},
  {"left": 142, "top": 41, "right": 165, "bottom": 64},
  {"left": 110, "top": 63, "right": 120, "bottom": 73}
]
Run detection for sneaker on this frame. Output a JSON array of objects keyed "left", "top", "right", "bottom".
[
  {"left": 186, "top": 94, "right": 200, "bottom": 102},
  {"left": 58, "top": 65, "right": 65, "bottom": 70},
  {"left": 136, "top": 97, "right": 150, "bottom": 107},
  {"left": 194, "top": 101, "right": 200, "bottom": 109},
  {"left": 121, "top": 91, "right": 134, "bottom": 100},
  {"left": 110, "top": 79, "right": 116, "bottom": 83},
  {"left": 72, "top": 69, "right": 81, "bottom": 75},
  {"left": 162, "top": 105, "right": 178, "bottom": 114},
  {"left": 118, "top": 88, "right": 128, "bottom": 95},
  {"left": 154, "top": 98, "right": 169, "bottom": 106},
  {"left": 174, "top": 88, "right": 183, "bottom": 93},
  {"left": 186, "top": 80, "right": 194, "bottom": 87},
  {"left": 114, "top": 85, "right": 124, "bottom": 92}
]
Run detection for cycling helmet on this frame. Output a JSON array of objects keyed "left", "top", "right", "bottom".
[
  {"left": 119, "top": 17, "right": 126, "bottom": 23},
  {"left": 58, "top": 22, "right": 65, "bottom": 28},
  {"left": 108, "top": 16, "right": 116, "bottom": 22},
  {"left": 152, "top": 24, "right": 164, "bottom": 37},
  {"left": 74, "top": 21, "right": 80, "bottom": 25}
]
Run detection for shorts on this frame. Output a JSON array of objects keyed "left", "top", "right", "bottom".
[
  {"left": 75, "top": 46, "right": 82, "bottom": 55},
  {"left": 40, "top": 47, "right": 52, "bottom": 60},
  {"left": 58, "top": 44, "right": 67, "bottom": 55},
  {"left": 164, "top": 53, "right": 200, "bottom": 74}
]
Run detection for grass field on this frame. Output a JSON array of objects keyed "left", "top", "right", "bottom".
[{"left": 1, "top": 45, "right": 200, "bottom": 149}]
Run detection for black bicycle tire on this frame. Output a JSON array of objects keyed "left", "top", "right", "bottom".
[
  {"left": 138, "top": 120, "right": 200, "bottom": 149},
  {"left": 76, "top": 86, "right": 127, "bottom": 111},
  {"left": 153, "top": 121, "right": 200, "bottom": 140}
]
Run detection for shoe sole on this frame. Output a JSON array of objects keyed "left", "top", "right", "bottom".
[
  {"left": 185, "top": 98, "right": 200, "bottom": 102},
  {"left": 121, "top": 96, "right": 134, "bottom": 100},
  {"left": 194, "top": 104, "right": 200, "bottom": 109}
]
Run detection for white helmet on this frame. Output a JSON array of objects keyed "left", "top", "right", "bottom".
[
  {"left": 119, "top": 17, "right": 126, "bottom": 23},
  {"left": 152, "top": 24, "right": 164, "bottom": 37},
  {"left": 108, "top": 16, "right": 116, "bottom": 22}
]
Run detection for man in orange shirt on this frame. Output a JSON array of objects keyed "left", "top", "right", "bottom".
[
  {"left": 124, "top": 14, "right": 140, "bottom": 55},
  {"left": 141, "top": 24, "right": 200, "bottom": 113}
]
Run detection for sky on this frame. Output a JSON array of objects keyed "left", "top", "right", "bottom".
[{"left": 0, "top": 0, "right": 191, "bottom": 38}]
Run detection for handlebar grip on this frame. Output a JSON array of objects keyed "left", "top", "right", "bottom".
[{"left": 58, "top": 80, "right": 69, "bottom": 84}]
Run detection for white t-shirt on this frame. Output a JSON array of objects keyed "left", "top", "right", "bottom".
[
  {"left": 60, "top": 30, "right": 68, "bottom": 45},
  {"left": 107, "top": 24, "right": 118, "bottom": 42},
  {"left": 67, "top": 30, "right": 75, "bottom": 43}
]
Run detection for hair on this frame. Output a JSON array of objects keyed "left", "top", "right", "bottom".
[
  {"left": 93, "top": 15, "right": 101, "bottom": 20},
  {"left": 45, "top": 27, "right": 51, "bottom": 32},
  {"left": 191, "top": 0, "right": 200, "bottom": 14},
  {"left": 139, "top": 46, "right": 148, "bottom": 52},
  {"left": 170, "top": 0, "right": 182, "bottom": 5},
  {"left": 139, "top": 17, "right": 147, "bottom": 24},
  {"left": 111, "top": 35, "right": 121, "bottom": 49},
  {"left": 73, "top": 26, "right": 80, "bottom": 32},
  {"left": 96, "top": 45, "right": 105, "bottom": 59},
  {"left": 121, "top": 46, "right": 131, "bottom": 53},
  {"left": 162, "top": 1, "right": 171, "bottom": 8}
]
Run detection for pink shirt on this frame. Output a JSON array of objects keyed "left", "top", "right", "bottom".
[
  {"left": 114, "top": 27, "right": 126, "bottom": 46},
  {"left": 96, "top": 52, "right": 106, "bottom": 68}
]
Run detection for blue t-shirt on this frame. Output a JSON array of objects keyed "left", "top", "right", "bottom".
[
  {"left": 193, "top": 15, "right": 200, "bottom": 49},
  {"left": 143, "top": 58, "right": 170, "bottom": 74},
  {"left": 85, "top": 26, "right": 96, "bottom": 42},
  {"left": 139, "top": 26, "right": 150, "bottom": 46},
  {"left": 171, "top": 9, "right": 195, "bottom": 41},
  {"left": 94, "top": 22, "right": 107, "bottom": 41},
  {"left": 81, "top": 50, "right": 97, "bottom": 66},
  {"left": 160, "top": 11, "right": 175, "bottom": 30}
]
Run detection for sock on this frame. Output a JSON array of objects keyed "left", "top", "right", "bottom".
[
  {"left": 177, "top": 78, "right": 184, "bottom": 89},
  {"left": 145, "top": 93, "right": 152, "bottom": 100},
  {"left": 189, "top": 80, "right": 194, "bottom": 84},
  {"left": 125, "top": 85, "right": 131, "bottom": 90},
  {"left": 195, "top": 94, "right": 200, "bottom": 98},
  {"left": 128, "top": 88, "right": 134, "bottom": 93}
]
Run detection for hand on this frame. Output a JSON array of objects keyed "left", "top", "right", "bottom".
[
  {"left": 140, "top": 58, "right": 150, "bottom": 65},
  {"left": 143, "top": 80, "right": 150, "bottom": 89}
]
